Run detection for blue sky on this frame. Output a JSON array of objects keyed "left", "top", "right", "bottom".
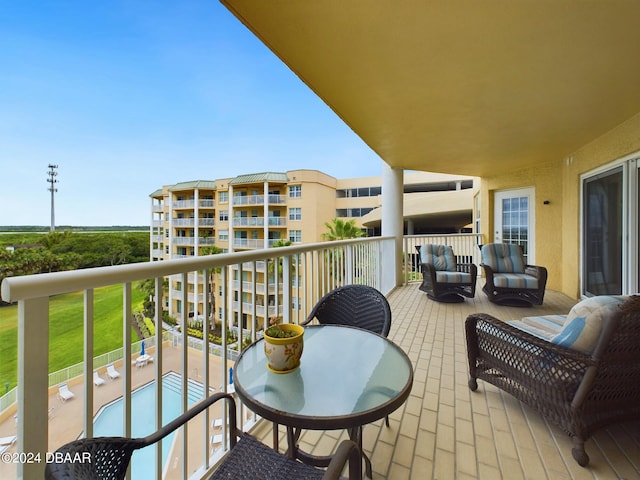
[{"left": 0, "top": 1, "right": 382, "bottom": 226}]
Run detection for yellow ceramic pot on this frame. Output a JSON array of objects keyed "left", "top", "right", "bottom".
[{"left": 263, "top": 324, "right": 304, "bottom": 373}]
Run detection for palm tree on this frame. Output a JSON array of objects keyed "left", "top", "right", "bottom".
[{"left": 322, "top": 218, "right": 365, "bottom": 241}]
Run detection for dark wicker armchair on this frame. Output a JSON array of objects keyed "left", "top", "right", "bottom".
[
  {"left": 302, "top": 284, "right": 391, "bottom": 337},
  {"left": 465, "top": 295, "right": 640, "bottom": 466},
  {"left": 415, "top": 245, "right": 477, "bottom": 303},
  {"left": 45, "top": 392, "right": 361, "bottom": 480},
  {"left": 480, "top": 243, "right": 547, "bottom": 306}
]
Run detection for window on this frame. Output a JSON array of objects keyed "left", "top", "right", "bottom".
[
  {"left": 219, "top": 230, "right": 229, "bottom": 241},
  {"left": 289, "top": 185, "right": 302, "bottom": 198},
  {"left": 289, "top": 230, "right": 302, "bottom": 243},
  {"left": 219, "top": 210, "right": 228, "bottom": 221},
  {"left": 289, "top": 207, "right": 301, "bottom": 220},
  {"left": 335, "top": 208, "right": 373, "bottom": 217},
  {"left": 218, "top": 191, "right": 228, "bottom": 203}
]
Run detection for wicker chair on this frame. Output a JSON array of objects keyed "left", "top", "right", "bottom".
[
  {"left": 465, "top": 295, "right": 640, "bottom": 466},
  {"left": 480, "top": 243, "right": 547, "bottom": 306},
  {"left": 302, "top": 284, "right": 391, "bottom": 336},
  {"left": 415, "top": 245, "right": 477, "bottom": 303},
  {"left": 45, "top": 393, "right": 361, "bottom": 480}
]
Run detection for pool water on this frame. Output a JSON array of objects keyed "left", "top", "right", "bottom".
[{"left": 93, "top": 372, "right": 205, "bottom": 479}]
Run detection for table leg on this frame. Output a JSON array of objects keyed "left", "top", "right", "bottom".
[
  {"left": 348, "top": 426, "right": 372, "bottom": 479},
  {"left": 272, "top": 422, "right": 279, "bottom": 450}
]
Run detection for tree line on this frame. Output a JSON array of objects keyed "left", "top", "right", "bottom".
[{"left": 0, "top": 231, "right": 149, "bottom": 300}]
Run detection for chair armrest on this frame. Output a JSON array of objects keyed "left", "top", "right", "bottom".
[
  {"left": 525, "top": 264, "right": 548, "bottom": 280},
  {"left": 456, "top": 263, "right": 477, "bottom": 276},
  {"left": 142, "top": 392, "right": 239, "bottom": 448},
  {"left": 323, "top": 439, "right": 361, "bottom": 480}
]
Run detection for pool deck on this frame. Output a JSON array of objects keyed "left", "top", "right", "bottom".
[{"left": 0, "top": 344, "right": 233, "bottom": 480}]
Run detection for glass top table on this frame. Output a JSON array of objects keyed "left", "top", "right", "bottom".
[{"left": 233, "top": 324, "right": 414, "bottom": 431}]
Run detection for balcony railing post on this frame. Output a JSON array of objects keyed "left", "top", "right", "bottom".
[{"left": 18, "top": 297, "right": 49, "bottom": 480}]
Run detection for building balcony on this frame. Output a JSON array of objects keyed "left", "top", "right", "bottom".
[
  {"left": 173, "top": 218, "right": 195, "bottom": 227},
  {"left": 172, "top": 200, "right": 195, "bottom": 209},
  {"left": 232, "top": 216, "right": 265, "bottom": 227},
  {"left": 199, "top": 199, "right": 215, "bottom": 208},
  {"left": 231, "top": 217, "right": 286, "bottom": 228},
  {"left": 173, "top": 237, "right": 196, "bottom": 246},
  {"left": 232, "top": 194, "right": 286, "bottom": 206},
  {"left": 1, "top": 235, "right": 637, "bottom": 479}
]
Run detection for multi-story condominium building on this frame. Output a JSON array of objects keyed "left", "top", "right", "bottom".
[{"left": 150, "top": 169, "right": 475, "bottom": 329}]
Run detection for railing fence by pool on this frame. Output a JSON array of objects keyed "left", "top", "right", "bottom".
[{"left": 1, "top": 236, "right": 396, "bottom": 479}]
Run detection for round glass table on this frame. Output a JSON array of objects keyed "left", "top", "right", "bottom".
[{"left": 233, "top": 324, "right": 414, "bottom": 476}]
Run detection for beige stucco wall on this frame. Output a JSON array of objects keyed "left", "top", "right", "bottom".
[
  {"left": 480, "top": 111, "right": 640, "bottom": 300},
  {"left": 287, "top": 169, "right": 337, "bottom": 242}
]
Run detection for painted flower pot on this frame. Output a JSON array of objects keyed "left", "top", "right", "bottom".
[{"left": 263, "top": 324, "right": 304, "bottom": 373}]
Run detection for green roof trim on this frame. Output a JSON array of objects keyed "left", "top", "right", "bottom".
[
  {"left": 229, "top": 172, "right": 289, "bottom": 185},
  {"left": 149, "top": 188, "right": 164, "bottom": 197},
  {"left": 170, "top": 180, "right": 217, "bottom": 191}
]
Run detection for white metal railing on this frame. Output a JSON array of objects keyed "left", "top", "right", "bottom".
[
  {"left": 173, "top": 218, "right": 195, "bottom": 227},
  {"left": 1, "top": 237, "right": 395, "bottom": 479},
  {"left": 232, "top": 217, "right": 264, "bottom": 227},
  {"left": 172, "top": 200, "right": 195, "bottom": 209},
  {"left": 231, "top": 194, "right": 286, "bottom": 206},
  {"left": 403, "top": 233, "right": 484, "bottom": 283}
]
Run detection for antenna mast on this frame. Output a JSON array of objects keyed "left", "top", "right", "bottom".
[{"left": 47, "top": 164, "right": 59, "bottom": 232}]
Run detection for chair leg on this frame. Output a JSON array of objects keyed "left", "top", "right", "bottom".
[{"left": 385, "top": 415, "right": 390, "bottom": 427}]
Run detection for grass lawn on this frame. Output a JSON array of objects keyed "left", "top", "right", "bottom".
[{"left": 0, "top": 283, "right": 145, "bottom": 390}]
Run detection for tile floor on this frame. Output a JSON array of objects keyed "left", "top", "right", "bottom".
[{"left": 252, "top": 283, "right": 640, "bottom": 480}]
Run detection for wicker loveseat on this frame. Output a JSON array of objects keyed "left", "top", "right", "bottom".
[
  {"left": 465, "top": 295, "right": 640, "bottom": 466},
  {"left": 480, "top": 242, "right": 547, "bottom": 306},
  {"left": 416, "top": 244, "right": 477, "bottom": 303}
]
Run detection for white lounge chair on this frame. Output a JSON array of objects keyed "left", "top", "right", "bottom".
[
  {"left": 93, "top": 370, "right": 105, "bottom": 386},
  {"left": 0, "top": 436, "right": 16, "bottom": 455},
  {"left": 106, "top": 364, "right": 120, "bottom": 379},
  {"left": 0, "top": 435, "right": 17, "bottom": 446},
  {"left": 57, "top": 383, "right": 75, "bottom": 402}
]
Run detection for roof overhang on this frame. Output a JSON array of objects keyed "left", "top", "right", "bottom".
[{"left": 220, "top": 0, "right": 640, "bottom": 177}]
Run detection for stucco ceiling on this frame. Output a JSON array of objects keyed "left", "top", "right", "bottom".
[{"left": 221, "top": 0, "right": 640, "bottom": 177}]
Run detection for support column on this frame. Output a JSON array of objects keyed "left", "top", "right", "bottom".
[{"left": 381, "top": 163, "right": 404, "bottom": 289}]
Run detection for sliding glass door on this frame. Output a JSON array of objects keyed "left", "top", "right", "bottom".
[
  {"left": 582, "top": 157, "right": 639, "bottom": 296},
  {"left": 583, "top": 167, "right": 623, "bottom": 295}
]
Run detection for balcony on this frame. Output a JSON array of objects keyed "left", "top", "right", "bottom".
[
  {"left": 232, "top": 194, "right": 286, "bottom": 206},
  {"left": 172, "top": 200, "right": 195, "bottom": 209},
  {"left": 173, "top": 218, "right": 195, "bottom": 227},
  {"left": 1, "top": 236, "right": 638, "bottom": 479}
]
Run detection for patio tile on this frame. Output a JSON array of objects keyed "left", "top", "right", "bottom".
[{"left": 352, "top": 282, "right": 640, "bottom": 479}]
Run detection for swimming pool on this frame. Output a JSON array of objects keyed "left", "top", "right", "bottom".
[{"left": 93, "top": 371, "right": 205, "bottom": 479}]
